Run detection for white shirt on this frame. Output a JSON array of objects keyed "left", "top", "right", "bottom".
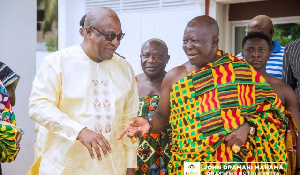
[{"left": 29, "top": 45, "right": 139, "bottom": 175}]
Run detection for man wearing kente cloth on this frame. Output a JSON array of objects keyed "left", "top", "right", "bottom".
[
  {"left": 135, "top": 39, "right": 172, "bottom": 174},
  {"left": 119, "top": 15, "right": 288, "bottom": 174}
]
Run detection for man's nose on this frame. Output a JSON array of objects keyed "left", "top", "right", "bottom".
[
  {"left": 110, "top": 37, "right": 120, "bottom": 47},
  {"left": 147, "top": 56, "right": 157, "bottom": 62},
  {"left": 186, "top": 41, "right": 194, "bottom": 50},
  {"left": 252, "top": 50, "right": 260, "bottom": 57}
]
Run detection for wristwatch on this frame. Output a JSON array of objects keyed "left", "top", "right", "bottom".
[{"left": 246, "top": 121, "right": 255, "bottom": 135}]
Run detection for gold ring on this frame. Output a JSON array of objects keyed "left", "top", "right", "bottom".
[
  {"left": 130, "top": 137, "right": 138, "bottom": 144},
  {"left": 232, "top": 144, "right": 240, "bottom": 153}
]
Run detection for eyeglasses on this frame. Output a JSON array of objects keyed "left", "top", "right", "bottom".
[{"left": 88, "top": 26, "right": 125, "bottom": 41}]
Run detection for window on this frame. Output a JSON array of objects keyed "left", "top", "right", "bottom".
[
  {"left": 232, "top": 17, "right": 300, "bottom": 55},
  {"left": 37, "top": 10, "right": 45, "bottom": 31}
]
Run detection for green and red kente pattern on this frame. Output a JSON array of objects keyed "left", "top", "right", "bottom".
[
  {"left": 168, "top": 51, "right": 287, "bottom": 175},
  {"left": 136, "top": 95, "right": 172, "bottom": 175}
]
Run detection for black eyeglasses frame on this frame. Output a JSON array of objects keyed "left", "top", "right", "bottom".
[{"left": 87, "top": 26, "right": 125, "bottom": 41}]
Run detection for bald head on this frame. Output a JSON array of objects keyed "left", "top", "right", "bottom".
[
  {"left": 187, "top": 15, "right": 219, "bottom": 37},
  {"left": 248, "top": 15, "right": 274, "bottom": 40},
  {"left": 84, "top": 7, "right": 120, "bottom": 28},
  {"left": 141, "top": 38, "right": 168, "bottom": 54},
  {"left": 251, "top": 15, "right": 273, "bottom": 27}
]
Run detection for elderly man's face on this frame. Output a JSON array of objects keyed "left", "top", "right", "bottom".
[
  {"left": 183, "top": 25, "right": 217, "bottom": 67},
  {"left": 89, "top": 16, "right": 122, "bottom": 62},
  {"left": 243, "top": 38, "right": 271, "bottom": 71},
  {"left": 140, "top": 41, "right": 169, "bottom": 78}
]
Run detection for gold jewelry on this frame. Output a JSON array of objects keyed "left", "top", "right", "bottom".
[
  {"left": 130, "top": 137, "right": 138, "bottom": 144},
  {"left": 232, "top": 144, "right": 240, "bottom": 153},
  {"left": 249, "top": 126, "right": 255, "bottom": 135},
  {"left": 246, "top": 121, "right": 255, "bottom": 135}
]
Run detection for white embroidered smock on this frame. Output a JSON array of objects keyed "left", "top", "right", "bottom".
[{"left": 28, "top": 44, "right": 139, "bottom": 175}]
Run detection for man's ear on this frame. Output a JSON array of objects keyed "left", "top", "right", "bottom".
[
  {"left": 267, "top": 50, "right": 271, "bottom": 60},
  {"left": 166, "top": 55, "right": 170, "bottom": 64},
  {"left": 79, "top": 28, "right": 83, "bottom": 36},
  {"left": 213, "top": 36, "right": 219, "bottom": 47},
  {"left": 270, "top": 28, "right": 274, "bottom": 36}
]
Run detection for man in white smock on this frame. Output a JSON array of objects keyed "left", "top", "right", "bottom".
[{"left": 28, "top": 6, "right": 138, "bottom": 175}]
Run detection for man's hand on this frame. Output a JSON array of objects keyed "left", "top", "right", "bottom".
[
  {"left": 77, "top": 128, "right": 111, "bottom": 160},
  {"left": 126, "top": 168, "right": 135, "bottom": 175},
  {"left": 225, "top": 123, "right": 250, "bottom": 147},
  {"left": 118, "top": 117, "right": 150, "bottom": 140}
]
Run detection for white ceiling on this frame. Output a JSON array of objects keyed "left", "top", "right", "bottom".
[
  {"left": 86, "top": 0, "right": 197, "bottom": 12},
  {"left": 186, "top": 0, "right": 267, "bottom": 5}
]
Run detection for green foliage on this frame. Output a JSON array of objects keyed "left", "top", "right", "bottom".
[
  {"left": 38, "top": 0, "right": 58, "bottom": 35},
  {"left": 291, "top": 25, "right": 300, "bottom": 40},
  {"left": 273, "top": 28, "right": 292, "bottom": 46},
  {"left": 273, "top": 23, "right": 300, "bottom": 46},
  {"left": 46, "top": 37, "right": 57, "bottom": 52},
  {"left": 38, "top": 0, "right": 58, "bottom": 51}
]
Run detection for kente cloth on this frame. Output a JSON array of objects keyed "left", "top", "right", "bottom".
[
  {"left": 285, "top": 110, "right": 298, "bottom": 175},
  {"left": 136, "top": 95, "right": 172, "bottom": 175},
  {"left": 28, "top": 45, "right": 139, "bottom": 175},
  {"left": 0, "top": 81, "right": 23, "bottom": 163},
  {"left": 0, "top": 62, "right": 20, "bottom": 88},
  {"left": 168, "top": 50, "right": 288, "bottom": 175}
]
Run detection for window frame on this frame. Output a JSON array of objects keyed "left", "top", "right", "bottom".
[{"left": 230, "top": 16, "right": 300, "bottom": 55}]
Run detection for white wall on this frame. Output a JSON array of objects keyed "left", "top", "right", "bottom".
[
  {"left": 58, "top": 0, "right": 85, "bottom": 50},
  {"left": 117, "top": 8, "right": 203, "bottom": 75},
  {"left": 215, "top": 2, "right": 230, "bottom": 52},
  {"left": 0, "top": 0, "right": 36, "bottom": 174}
]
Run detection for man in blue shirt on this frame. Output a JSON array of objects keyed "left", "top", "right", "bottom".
[{"left": 236, "top": 15, "right": 284, "bottom": 79}]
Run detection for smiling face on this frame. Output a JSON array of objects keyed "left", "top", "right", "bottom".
[
  {"left": 242, "top": 37, "right": 271, "bottom": 71},
  {"left": 140, "top": 40, "right": 169, "bottom": 79},
  {"left": 182, "top": 25, "right": 218, "bottom": 68},
  {"left": 84, "top": 7, "right": 123, "bottom": 63},
  {"left": 88, "top": 15, "right": 122, "bottom": 62}
]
